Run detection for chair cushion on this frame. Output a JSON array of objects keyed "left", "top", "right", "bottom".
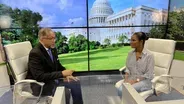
[
  {"left": 5, "top": 41, "right": 32, "bottom": 60},
  {"left": 0, "top": 65, "right": 10, "bottom": 87},
  {"left": 144, "top": 38, "right": 175, "bottom": 54},
  {"left": 144, "top": 38, "right": 176, "bottom": 76},
  {"left": 4, "top": 41, "right": 32, "bottom": 81}
]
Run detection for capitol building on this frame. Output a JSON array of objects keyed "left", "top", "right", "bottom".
[{"left": 89, "top": 0, "right": 168, "bottom": 44}]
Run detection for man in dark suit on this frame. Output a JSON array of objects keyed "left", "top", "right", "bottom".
[{"left": 26, "top": 28, "right": 83, "bottom": 104}]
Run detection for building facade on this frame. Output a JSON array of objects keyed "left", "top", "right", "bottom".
[
  {"left": 173, "top": 6, "right": 184, "bottom": 12},
  {"left": 89, "top": 0, "right": 168, "bottom": 44}
]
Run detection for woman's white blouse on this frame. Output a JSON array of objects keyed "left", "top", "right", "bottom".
[{"left": 125, "top": 49, "right": 154, "bottom": 80}]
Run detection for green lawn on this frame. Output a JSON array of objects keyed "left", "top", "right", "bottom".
[
  {"left": 174, "top": 50, "right": 184, "bottom": 61},
  {"left": 89, "top": 47, "right": 131, "bottom": 71},
  {"left": 58, "top": 47, "right": 184, "bottom": 72},
  {"left": 58, "top": 46, "right": 131, "bottom": 71}
]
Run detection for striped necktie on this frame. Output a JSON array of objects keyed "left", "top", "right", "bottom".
[{"left": 47, "top": 49, "right": 53, "bottom": 62}]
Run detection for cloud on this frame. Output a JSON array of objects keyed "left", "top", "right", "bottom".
[
  {"left": 39, "top": 13, "right": 57, "bottom": 27},
  {"left": 0, "top": 0, "right": 90, "bottom": 27},
  {"left": 105, "top": 0, "right": 168, "bottom": 13},
  {"left": 31, "top": 0, "right": 57, "bottom": 5},
  {"left": 0, "top": 0, "right": 62, "bottom": 27},
  {"left": 0, "top": 0, "right": 44, "bottom": 13},
  {"left": 135, "top": 0, "right": 168, "bottom": 9},
  {"left": 58, "top": 0, "right": 67, "bottom": 11},
  {"left": 57, "top": 0, "right": 74, "bottom": 11},
  {"left": 108, "top": 0, "right": 133, "bottom": 13},
  {"left": 69, "top": 17, "right": 84, "bottom": 24},
  {"left": 40, "top": 16, "right": 86, "bottom": 27},
  {"left": 53, "top": 28, "right": 87, "bottom": 38},
  {"left": 63, "top": 17, "right": 85, "bottom": 27}
]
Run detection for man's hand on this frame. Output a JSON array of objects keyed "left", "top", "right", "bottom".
[
  {"left": 64, "top": 76, "right": 79, "bottom": 82},
  {"left": 62, "top": 70, "right": 74, "bottom": 77}
]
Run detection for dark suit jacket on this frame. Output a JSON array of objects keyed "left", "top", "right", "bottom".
[{"left": 26, "top": 43, "right": 66, "bottom": 95}]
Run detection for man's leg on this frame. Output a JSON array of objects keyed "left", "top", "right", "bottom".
[
  {"left": 59, "top": 80, "right": 83, "bottom": 104},
  {"left": 65, "top": 88, "right": 71, "bottom": 104}
]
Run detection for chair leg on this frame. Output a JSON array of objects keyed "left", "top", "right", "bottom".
[
  {"left": 153, "top": 89, "right": 162, "bottom": 96},
  {"left": 153, "top": 89, "right": 157, "bottom": 96}
]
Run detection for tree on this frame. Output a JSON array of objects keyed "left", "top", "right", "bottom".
[
  {"left": 104, "top": 38, "right": 111, "bottom": 46},
  {"left": 0, "top": 4, "right": 43, "bottom": 47},
  {"left": 17, "top": 9, "right": 42, "bottom": 45},
  {"left": 149, "top": 26, "right": 165, "bottom": 39},
  {"left": 94, "top": 41, "right": 100, "bottom": 49},
  {"left": 68, "top": 34, "right": 87, "bottom": 52},
  {"left": 0, "top": 4, "right": 13, "bottom": 15},
  {"left": 1, "top": 29, "right": 21, "bottom": 45},
  {"left": 118, "top": 34, "right": 128, "bottom": 45},
  {"left": 2, "top": 31, "right": 15, "bottom": 41},
  {"left": 89, "top": 41, "right": 95, "bottom": 50},
  {"left": 55, "top": 32, "right": 69, "bottom": 54},
  {"left": 167, "top": 11, "right": 184, "bottom": 40},
  {"left": 88, "top": 41, "right": 101, "bottom": 50},
  {"left": 68, "top": 35, "right": 77, "bottom": 52}
]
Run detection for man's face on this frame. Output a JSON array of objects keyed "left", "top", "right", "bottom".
[{"left": 42, "top": 31, "right": 56, "bottom": 48}]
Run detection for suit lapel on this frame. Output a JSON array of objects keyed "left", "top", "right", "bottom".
[{"left": 38, "top": 43, "right": 55, "bottom": 69}]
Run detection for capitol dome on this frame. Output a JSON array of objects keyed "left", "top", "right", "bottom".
[{"left": 89, "top": 0, "right": 114, "bottom": 26}]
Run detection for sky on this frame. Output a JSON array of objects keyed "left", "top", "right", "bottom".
[
  {"left": 0, "top": 0, "right": 87, "bottom": 27},
  {"left": 170, "top": 0, "right": 184, "bottom": 11},
  {"left": 0, "top": 0, "right": 169, "bottom": 27},
  {"left": 88, "top": 0, "right": 169, "bottom": 13}
]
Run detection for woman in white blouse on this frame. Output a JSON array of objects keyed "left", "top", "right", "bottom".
[{"left": 116, "top": 32, "right": 154, "bottom": 98}]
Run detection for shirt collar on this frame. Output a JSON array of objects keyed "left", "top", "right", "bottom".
[
  {"left": 43, "top": 45, "right": 49, "bottom": 51},
  {"left": 142, "top": 49, "right": 147, "bottom": 55},
  {"left": 133, "top": 48, "right": 147, "bottom": 55},
  {"left": 40, "top": 42, "right": 49, "bottom": 51}
]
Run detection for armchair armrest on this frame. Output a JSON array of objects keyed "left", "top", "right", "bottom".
[
  {"left": 14, "top": 79, "right": 45, "bottom": 101},
  {"left": 15, "top": 79, "right": 44, "bottom": 86},
  {"left": 151, "top": 75, "right": 171, "bottom": 84},
  {"left": 151, "top": 75, "right": 184, "bottom": 88},
  {"left": 119, "top": 66, "right": 126, "bottom": 79},
  {"left": 151, "top": 74, "right": 173, "bottom": 94},
  {"left": 119, "top": 66, "right": 126, "bottom": 72}
]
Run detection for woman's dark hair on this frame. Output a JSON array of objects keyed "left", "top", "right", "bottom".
[{"left": 133, "top": 32, "right": 149, "bottom": 45}]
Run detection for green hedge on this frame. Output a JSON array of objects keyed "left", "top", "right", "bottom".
[{"left": 176, "top": 41, "right": 184, "bottom": 51}]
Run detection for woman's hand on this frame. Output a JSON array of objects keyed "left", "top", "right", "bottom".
[{"left": 124, "top": 80, "right": 137, "bottom": 85}]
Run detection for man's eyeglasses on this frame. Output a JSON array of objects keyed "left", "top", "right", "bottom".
[{"left": 43, "top": 37, "right": 56, "bottom": 40}]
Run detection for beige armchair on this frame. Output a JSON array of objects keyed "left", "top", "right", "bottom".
[
  {"left": 0, "top": 64, "right": 10, "bottom": 97},
  {"left": 115, "top": 38, "right": 176, "bottom": 99},
  {"left": 4, "top": 41, "right": 46, "bottom": 103}
]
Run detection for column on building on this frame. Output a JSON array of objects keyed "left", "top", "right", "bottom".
[
  {"left": 128, "top": 14, "right": 130, "bottom": 26},
  {"left": 122, "top": 16, "right": 124, "bottom": 26},
  {"left": 126, "top": 15, "right": 128, "bottom": 26},
  {"left": 124, "top": 15, "right": 126, "bottom": 26}
]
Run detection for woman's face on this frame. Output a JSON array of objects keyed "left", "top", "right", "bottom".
[{"left": 130, "top": 34, "right": 143, "bottom": 48}]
